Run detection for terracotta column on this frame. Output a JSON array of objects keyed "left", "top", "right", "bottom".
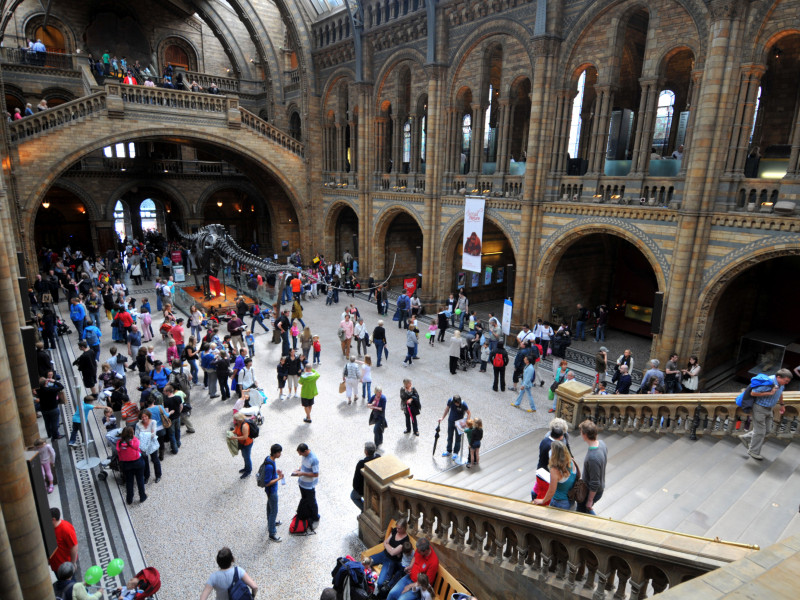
[
  {"left": 631, "top": 79, "right": 660, "bottom": 174},
  {"left": 392, "top": 115, "right": 402, "bottom": 175},
  {"left": 408, "top": 113, "right": 419, "bottom": 173},
  {"left": 355, "top": 82, "right": 373, "bottom": 272},
  {"left": 349, "top": 120, "right": 358, "bottom": 174},
  {"left": 724, "top": 64, "right": 765, "bottom": 175},
  {"left": 588, "top": 85, "right": 614, "bottom": 175},
  {"left": 678, "top": 70, "right": 703, "bottom": 176},
  {"left": 469, "top": 103, "right": 485, "bottom": 175},
  {"left": 495, "top": 100, "right": 512, "bottom": 174},
  {"left": 0, "top": 503, "right": 24, "bottom": 600}
]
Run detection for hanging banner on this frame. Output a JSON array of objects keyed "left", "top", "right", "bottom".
[
  {"left": 209, "top": 276, "right": 221, "bottom": 297},
  {"left": 502, "top": 298, "right": 513, "bottom": 336},
  {"left": 403, "top": 278, "right": 418, "bottom": 297},
  {"left": 462, "top": 196, "right": 486, "bottom": 273}
]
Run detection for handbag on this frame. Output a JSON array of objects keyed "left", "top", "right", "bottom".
[
  {"left": 568, "top": 461, "right": 589, "bottom": 504},
  {"left": 41, "top": 292, "right": 53, "bottom": 304},
  {"left": 158, "top": 407, "right": 172, "bottom": 429},
  {"left": 338, "top": 381, "right": 347, "bottom": 394}
]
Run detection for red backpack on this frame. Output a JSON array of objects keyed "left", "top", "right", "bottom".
[{"left": 492, "top": 352, "right": 505, "bottom": 368}]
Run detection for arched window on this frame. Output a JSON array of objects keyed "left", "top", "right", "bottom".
[
  {"left": 462, "top": 114, "right": 472, "bottom": 153},
  {"left": 289, "top": 112, "right": 302, "bottom": 141},
  {"left": 750, "top": 86, "right": 762, "bottom": 146},
  {"left": 483, "top": 84, "right": 495, "bottom": 156},
  {"left": 140, "top": 199, "right": 157, "bottom": 232},
  {"left": 568, "top": 71, "right": 586, "bottom": 158},
  {"left": 420, "top": 115, "right": 426, "bottom": 162},
  {"left": 402, "top": 120, "right": 411, "bottom": 163},
  {"left": 114, "top": 200, "right": 126, "bottom": 238},
  {"left": 652, "top": 90, "right": 676, "bottom": 154}
]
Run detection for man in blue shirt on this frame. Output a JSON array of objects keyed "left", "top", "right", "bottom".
[
  {"left": 150, "top": 361, "right": 171, "bottom": 391},
  {"left": 69, "top": 298, "right": 86, "bottom": 340},
  {"left": 262, "top": 444, "right": 284, "bottom": 542},
  {"left": 83, "top": 323, "right": 102, "bottom": 361},
  {"left": 740, "top": 369, "right": 792, "bottom": 461},
  {"left": 396, "top": 291, "right": 410, "bottom": 329},
  {"left": 438, "top": 395, "right": 471, "bottom": 460},
  {"left": 292, "top": 443, "right": 320, "bottom": 525}
]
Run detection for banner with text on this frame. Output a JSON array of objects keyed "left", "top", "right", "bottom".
[
  {"left": 404, "top": 278, "right": 418, "bottom": 297},
  {"left": 462, "top": 196, "right": 486, "bottom": 273},
  {"left": 502, "top": 298, "right": 513, "bottom": 336}
]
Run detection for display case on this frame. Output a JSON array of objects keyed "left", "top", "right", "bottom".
[{"left": 736, "top": 330, "right": 799, "bottom": 379}]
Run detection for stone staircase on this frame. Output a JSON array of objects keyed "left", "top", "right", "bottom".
[{"left": 428, "top": 428, "right": 800, "bottom": 549}]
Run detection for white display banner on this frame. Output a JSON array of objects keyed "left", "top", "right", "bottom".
[
  {"left": 502, "top": 298, "right": 513, "bottom": 336},
  {"left": 462, "top": 196, "right": 486, "bottom": 273}
]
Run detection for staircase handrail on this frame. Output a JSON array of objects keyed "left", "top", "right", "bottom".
[
  {"left": 363, "top": 461, "right": 756, "bottom": 598},
  {"left": 110, "top": 83, "right": 229, "bottom": 114},
  {"left": 183, "top": 70, "right": 240, "bottom": 93},
  {"left": 556, "top": 380, "right": 800, "bottom": 438},
  {"left": 7, "top": 91, "right": 108, "bottom": 143},
  {"left": 239, "top": 107, "right": 305, "bottom": 158}
]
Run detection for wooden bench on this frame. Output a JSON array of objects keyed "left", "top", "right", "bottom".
[{"left": 362, "top": 520, "right": 471, "bottom": 600}]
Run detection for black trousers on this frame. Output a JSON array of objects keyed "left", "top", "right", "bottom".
[
  {"left": 449, "top": 356, "right": 458, "bottom": 375},
  {"left": 404, "top": 410, "right": 418, "bottom": 434},
  {"left": 298, "top": 487, "right": 319, "bottom": 521},
  {"left": 493, "top": 366, "right": 506, "bottom": 391}
]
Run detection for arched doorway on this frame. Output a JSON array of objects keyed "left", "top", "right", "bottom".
[
  {"left": 377, "top": 211, "right": 423, "bottom": 289},
  {"left": 548, "top": 233, "right": 659, "bottom": 337},
  {"left": 115, "top": 186, "right": 184, "bottom": 240},
  {"left": 34, "top": 26, "right": 65, "bottom": 53},
  {"left": 35, "top": 187, "right": 93, "bottom": 254},
  {"left": 702, "top": 255, "right": 800, "bottom": 384},
  {"left": 442, "top": 220, "right": 516, "bottom": 310},
  {"left": 331, "top": 204, "right": 358, "bottom": 264}
]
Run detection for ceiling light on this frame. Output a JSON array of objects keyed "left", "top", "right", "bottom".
[
  {"left": 217, "top": 201, "right": 223, "bottom": 207},
  {"left": 42, "top": 200, "right": 50, "bottom": 209}
]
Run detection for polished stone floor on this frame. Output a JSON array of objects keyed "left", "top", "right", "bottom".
[{"left": 66, "top": 283, "right": 557, "bottom": 598}]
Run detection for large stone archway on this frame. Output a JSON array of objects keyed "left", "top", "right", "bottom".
[
  {"left": 323, "top": 200, "right": 359, "bottom": 265},
  {"left": 372, "top": 206, "right": 424, "bottom": 288}
]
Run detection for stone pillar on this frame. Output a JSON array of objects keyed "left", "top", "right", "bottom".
[
  {"left": 549, "top": 90, "right": 570, "bottom": 174},
  {"left": 588, "top": 86, "right": 614, "bottom": 175},
  {"left": 408, "top": 113, "right": 419, "bottom": 173},
  {"left": 678, "top": 71, "right": 703, "bottom": 176},
  {"left": 787, "top": 98, "right": 800, "bottom": 177},
  {"left": 354, "top": 82, "right": 374, "bottom": 272},
  {"left": 447, "top": 108, "right": 460, "bottom": 174},
  {"left": 359, "top": 455, "right": 411, "bottom": 548},
  {"left": 469, "top": 103, "right": 485, "bottom": 175},
  {"left": 724, "top": 64, "right": 765, "bottom": 175},
  {"left": 496, "top": 100, "right": 512, "bottom": 174},
  {"left": 555, "top": 379, "right": 593, "bottom": 430},
  {"left": 631, "top": 79, "right": 660, "bottom": 174},
  {"left": 0, "top": 313, "right": 55, "bottom": 599},
  {"left": 656, "top": 0, "right": 749, "bottom": 363},
  {"left": 0, "top": 503, "right": 23, "bottom": 600},
  {"left": 392, "top": 115, "right": 403, "bottom": 175},
  {"left": 349, "top": 120, "right": 358, "bottom": 173}
]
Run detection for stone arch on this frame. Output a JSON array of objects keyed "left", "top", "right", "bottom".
[
  {"left": 446, "top": 19, "right": 534, "bottom": 93},
  {"left": 104, "top": 180, "right": 191, "bottom": 221},
  {"left": 40, "top": 87, "right": 76, "bottom": 104},
  {"left": 694, "top": 243, "right": 800, "bottom": 358},
  {"left": 655, "top": 44, "right": 699, "bottom": 77},
  {"left": 196, "top": 179, "right": 274, "bottom": 220},
  {"left": 372, "top": 205, "right": 424, "bottom": 282},
  {"left": 323, "top": 199, "right": 359, "bottom": 269},
  {"left": 157, "top": 35, "right": 199, "bottom": 72},
  {"left": 23, "top": 128, "right": 306, "bottom": 236},
  {"left": 321, "top": 68, "right": 357, "bottom": 107},
  {"left": 43, "top": 181, "right": 101, "bottom": 222},
  {"left": 753, "top": 27, "right": 800, "bottom": 65},
  {"left": 22, "top": 12, "right": 77, "bottom": 52},
  {"left": 373, "top": 48, "right": 427, "bottom": 107},
  {"left": 559, "top": 0, "right": 708, "bottom": 79}
]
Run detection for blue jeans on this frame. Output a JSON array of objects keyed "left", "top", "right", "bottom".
[
  {"left": 281, "top": 332, "right": 290, "bottom": 356},
  {"left": 397, "top": 309, "right": 408, "bottom": 329},
  {"left": 404, "top": 345, "right": 414, "bottom": 364},
  {"left": 369, "top": 551, "right": 400, "bottom": 588},
  {"left": 350, "top": 488, "right": 364, "bottom": 511},
  {"left": 459, "top": 311, "right": 466, "bottom": 330},
  {"left": 266, "top": 488, "right": 279, "bottom": 536},
  {"left": 550, "top": 497, "right": 572, "bottom": 510},
  {"left": 577, "top": 488, "right": 603, "bottom": 515},
  {"left": 446, "top": 421, "right": 462, "bottom": 454},
  {"left": 373, "top": 417, "right": 385, "bottom": 447},
  {"left": 188, "top": 358, "right": 198, "bottom": 384},
  {"left": 575, "top": 320, "right": 586, "bottom": 341},
  {"left": 142, "top": 450, "right": 162, "bottom": 481},
  {"left": 374, "top": 340, "right": 385, "bottom": 366},
  {"left": 69, "top": 421, "right": 84, "bottom": 444},
  {"left": 412, "top": 342, "right": 418, "bottom": 358},
  {"left": 387, "top": 574, "right": 416, "bottom": 600},
  {"left": 89, "top": 311, "right": 101, "bottom": 328},
  {"left": 313, "top": 350, "right": 321, "bottom": 364},
  {"left": 240, "top": 442, "right": 252, "bottom": 474},
  {"left": 91, "top": 345, "right": 100, "bottom": 362},
  {"left": 594, "top": 324, "right": 605, "bottom": 341},
  {"left": 362, "top": 381, "right": 371, "bottom": 400},
  {"left": 191, "top": 325, "right": 202, "bottom": 339},
  {"left": 515, "top": 387, "right": 536, "bottom": 410},
  {"left": 167, "top": 416, "right": 181, "bottom": 453},
  {"left": 251, "top": 314, "right": 269, "bottom": 332},
  {"left": 72, "top": 320, "right": 85, "bottom": 340},
  {"left": 43, "top": 408, "right": 61, "bottom": 439}
]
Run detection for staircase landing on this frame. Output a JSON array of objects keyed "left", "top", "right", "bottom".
[{"left": 427, "top": 428, "right": 800, "bottom": 548}]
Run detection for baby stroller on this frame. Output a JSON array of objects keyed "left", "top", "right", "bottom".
[
  {"left": 457, "top": 345, "right": 476, "bottom": 372},
  {"left": 98, "top": 427, "right": 123, "bottom": 482},
  {"left": 56, "top": 318, "right": 72, "bottom": 336},
  {"left": 110, "top": 566, "right": 161, "bottom": 598},
  {"left": 239, "top": 388, "right": 267, "bottom": 427}
]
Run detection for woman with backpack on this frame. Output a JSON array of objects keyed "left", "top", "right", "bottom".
[
  {"left": 199, "top": 547, "right": 258, "bottom": 600},
  {"left": 232, "top": 412, "right": 254, "bottom": 478},
  {"left": 489, "top": 341, "right": 509, "bottom": 392}
]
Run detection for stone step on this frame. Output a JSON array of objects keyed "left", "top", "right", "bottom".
[
  {"left": 600, "top": 433, "right": 677, "bottom": 489},
  {"left": 704, "top": 441, "right": 800, "bottom": 546}
]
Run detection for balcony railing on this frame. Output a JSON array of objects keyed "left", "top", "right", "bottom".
[
  {"left": 0, "top": 47, "right": 77, "bottom": 70},
  {"left": 7, "top": 92, "right": 107, "bottom": 142},
  {"left": 183, "top": 70, "right": 240, "bottom": 93},
  {"left": 66, "top": 156, "right": 242, "bottom": 176},
  {"left": 112, "top": 83, "right": 228, "bottom": 112}
]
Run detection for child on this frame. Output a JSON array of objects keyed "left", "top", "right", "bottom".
[
  {"left": 166, "top": 339, "right": 179, "bottom": 364},
  {"left": 291, "top": 320, "right": 300, "bottom": 350},
  {"left": 428, "top": 323, "right": 437, "bottom": 346},
  {"left": 597, "top": 382, "right": 608, "bottom": 395},
  {"left": 102, "top": 407, "right": 117, "bottom": 431},
  {"left": 402, "top": 573, "right": 434, "bottom": 600},
  {"left": 33, "top": 438, "right": 56, "bottom": 493},
  {"left": 467, "top": 418, "right": 483, "bottom": 468},
  {"left": 276, "top": 356, "right": 289, "bottom": 399},
  {"left": 468, "top": 311, "right": 477, "bottom": 332},
  {"left": 312, "top": 335, "right": 322, "bottom": 365},
  {"left": 400, "top": 541, "right": 414, "bottom": 570},
  {"left": 479, "top": 341, "right": 490, "bottom": 372},
  {"left": 361, "top": 356, "right": 372, "bottom": 400},
  {"left": 245, "top": 330, "right": 255, "bottom": 357}
]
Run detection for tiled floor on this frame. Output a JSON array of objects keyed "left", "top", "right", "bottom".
[{"left": 74, "top": 283, "right": 557, "bottom": 598}]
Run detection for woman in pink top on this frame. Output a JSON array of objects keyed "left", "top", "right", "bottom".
[{"left": 116, "top": 426, "right": 147, "bottom": 504}]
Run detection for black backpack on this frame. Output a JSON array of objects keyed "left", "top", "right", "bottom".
[
  {"left": 331, "top": 557, "right": 369, "bottom": 598},
  {"left": 245, "top": 418, "right": 259, "bottom": 439}
]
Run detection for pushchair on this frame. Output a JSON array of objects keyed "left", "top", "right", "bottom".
[
  {"left": 98, "top": 427, "right": 123, "bottom": 482},
  {"left": 110, "top": 566, "right": 161, "bottom": 598},
  {"left": 456, "top": 344, "right": 476, "bottom": 372},
  {"left": 239, "top": 387, "right": 267, "bottom": 427},
  {"left": 56, "top": 318, "right": 72, "bottom": 336}
]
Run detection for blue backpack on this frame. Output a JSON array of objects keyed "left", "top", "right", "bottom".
[
  {"left": 227, "top": 566, "right": 252, "bottom": 600},
  {"left": 735, "top": 374, "right": 774, "bottom": 414}
]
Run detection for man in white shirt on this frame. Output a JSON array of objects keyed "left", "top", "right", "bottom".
[
  {"left": 517, "top": 324, "right": 534, "bottom": 347},
  {"left": 672, "top": 144, "right": 684, "bottom": 159},
  {"left": 533, "top": 319, "right": 554, "bottom": 356}
]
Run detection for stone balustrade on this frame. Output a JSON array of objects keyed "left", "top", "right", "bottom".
[
  {"left": 111, "top": 83, "right": 229, "bottom": 112},
  {"left": 555, "top": 380, "right": 800, "bottom": 440},
  {"left": 7, "top": 93, "right": 107, "bottom": 142},
  {"left": 183, "top": 71, "right": 240, "bottom": 93},
  {"left": 359, "top": 456, "right": 754, "bottom": 600},
  {"left": 240, "top": 107, "right": 305, "bottom": 158}
]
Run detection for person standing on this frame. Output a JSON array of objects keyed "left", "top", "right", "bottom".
[
  {"left": 261, "top": 443, "right": 284, "bottom": 542},
  {"left": 351, "top": 441, "right": 381, "bottom": 511},
  {"left": 739, "top": 369, "right": 792, "bottom": 461},
  {"left": 512, "top": 355, "right": 537, "bottom": 412},
  {"left": 163, "top": 385, "right": 183, "bottom": 454},
  {"left": 404, "top": 325, "right": 418, "bottom": 366},
  {"left": 369, "top": 387, "right": 387, "bottom": 448},
  {"left": 575, "top": 303, "right": 589, "bottom": 341},
  {"left": 438, "top": 395, "right": 471, "bottom": 460},
  {"left": 373, "top": 320, "right": 388, "bottom": 367},
  {"left": 664, "top": 353, "right": 681, "bottom": 394},
  {"left": 396, "top": 290, "right": 410, "bottom": 329},
  {"left": 232, "top": 412, "right": 254, "bottom": 478},
  {"left": 489, "top": 341, "right": 509, "bottom": 392},
  {"left": 400, "top": 378, "right": 421, "bottom": 436},
  {"left": 35, "top": 376, "right": 64, "bottom": 440},
  {"left": 69, "top": 297, "right": 87, "bottom": 340},
  {"left": 199, "top": 547, "right": 258, "bottom": 600},
  {"left": 73, "top": 341, "right": 98, "bottom": 394},
  {"left": 49, "top": 507, "right": 78, "bottom": 573},
  {"left": 292, "top": 443, "right": 320, "bottom": 525},
  {"left": 227, "top": 314, "right": 246, "bottom": 352},
  {"left": 299, "top": 363, "right": 321, "bottom": 423},
  {"left": 117, "top": 426, "right": 147, "bottom": 505},
  {"left": 455, "top": 291, "right": 469, "bottom": 330},
  {"left": 339, "top": 313, "right": 355, "bottom": 357},
  {"left": 594, "top": 305, "right": 608, "bottom": 342},
  {"left": 577, "top": 420, "right": 607, "bottom": 514},
  {"left": 614, "top": 364, "right": 632, "bottom": 395}
]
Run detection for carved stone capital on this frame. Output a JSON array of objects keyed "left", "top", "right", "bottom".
[
  {"left": 708, "top": 0, "right": 747, "bottom": 21},
  {"left": 423, "top": 63, "right": 448, "bottom": 81},
  {"left": 530, "top": 35, "right": 561, "bottom": 58}
]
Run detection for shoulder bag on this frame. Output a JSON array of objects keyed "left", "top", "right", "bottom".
[
  {"left": 567, "top": 460, "right": 589, "bottom": 503},
  {"left": 158, "top": 406, "right": 172, "bottom": 429}
]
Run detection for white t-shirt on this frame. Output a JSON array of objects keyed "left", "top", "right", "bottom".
[{"left": 206, "top": 566, "right": 248, "bottom": 600}]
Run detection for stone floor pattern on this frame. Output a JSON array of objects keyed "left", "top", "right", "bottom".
[{"left": 65, "top": 284, "right": 560, "bottom": 598}]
